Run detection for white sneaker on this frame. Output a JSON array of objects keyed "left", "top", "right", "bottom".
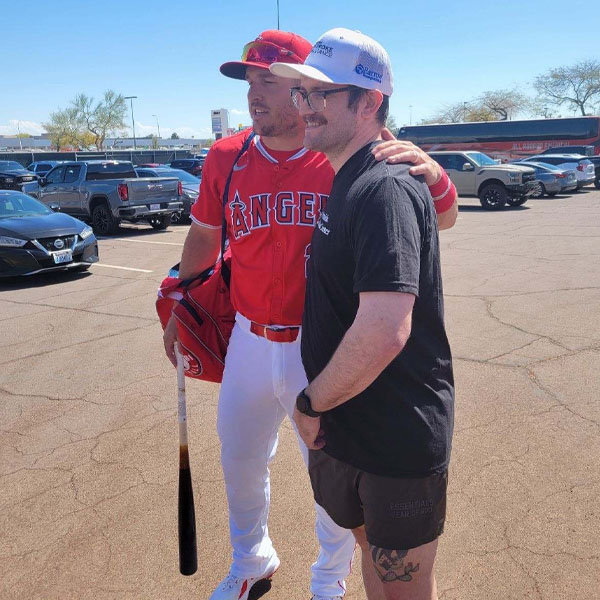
[
  {"left": 209, "top": 563, "right": 279, "bottom": 600},
  {"left": 311, "top": 596, "right": 344, "bottom": 600}
]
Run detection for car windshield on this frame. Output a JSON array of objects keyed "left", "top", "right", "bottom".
[
  {"left": 465, "top": 152, "right": 497, "bottom": 166},
  {"left": 0, "top": 161, "right": 26, "bottom": 170},
  {"left": 527, "top": 162, "right": 563, "bottom": 172},
  {"left": 0, "top": 192, "right": 52, "bottom": 218},
  {"left": 168, "top": 169, "right": 200, "bottom": 183}
]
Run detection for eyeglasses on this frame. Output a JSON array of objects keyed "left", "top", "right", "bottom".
[
  {"left": 290, "top": 87, "right": 352, "bottom": 112},
  {"left": 241, "top": 40, "right": 302, "bottom": 65}
]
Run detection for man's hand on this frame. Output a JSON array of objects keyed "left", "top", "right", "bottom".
[
  {"left": 293, "top": 407, "right": 325, "bottom": 450},
  {"left": 373, "top": 128, "right": 443, "bottom": 186},
  {"left": 163, "top": 314, "right": 178, "bottom": 367}
]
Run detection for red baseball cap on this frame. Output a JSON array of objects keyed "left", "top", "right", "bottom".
[{"left": 220, "top": 30, "right": 312, "bottom": 80}]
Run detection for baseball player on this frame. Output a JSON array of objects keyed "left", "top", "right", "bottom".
[{"left": 163, "top": 30, "right": 457, "bottom": 600}]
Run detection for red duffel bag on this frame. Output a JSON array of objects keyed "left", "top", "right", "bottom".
[
  {"left": 156, "top": 131, "right": 255, "bottom": 383},
  {"left": 156, "top": 253, "right": 235, "bottom": 383}
]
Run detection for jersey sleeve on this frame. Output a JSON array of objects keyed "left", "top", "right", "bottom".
[
  {"left": 350, "top": 176, "right": 423, "bottom": 297},
  {"left": 190, "top": 148, "right": 224, "bottom": 229}
]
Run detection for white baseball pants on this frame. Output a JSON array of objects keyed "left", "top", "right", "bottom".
[{"left": 216, "top": 313, "right": 356, "bottom": 597}]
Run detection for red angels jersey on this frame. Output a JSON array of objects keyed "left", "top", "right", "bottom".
[{"left": 191, "top": 130, "right": 333, "bottom": 326}]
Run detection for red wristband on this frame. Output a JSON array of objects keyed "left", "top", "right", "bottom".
[
  {"left": 428, "top": 169, "right": 456, "bottom": 214},
  {"left": 427, "top": 169, "right": 450, "bottom": 197}
]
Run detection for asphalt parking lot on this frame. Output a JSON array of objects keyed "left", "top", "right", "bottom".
[{"left": 1, "top": 189, "right": 599, "bottom": 600}]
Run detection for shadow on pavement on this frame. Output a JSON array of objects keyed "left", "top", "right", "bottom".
[
  {"left": 0, "top": 269, "right": 92, "bottom": 291},
  {"left": 458, "top": 205, "right": 531, "bottom": 212}
]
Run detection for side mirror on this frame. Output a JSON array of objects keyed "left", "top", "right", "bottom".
[
  {"left": 38, "top": 177, "right": 46, "bottom": 186},
  {"left": 463, "top": 162, "right": 474, "bottom": 171},
  {"left": 49, "top": 203, "right": 60, "bottom": 212}
]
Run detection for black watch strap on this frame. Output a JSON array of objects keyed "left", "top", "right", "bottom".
[{"left": 296, "top": 388, "right": 322, "bottom": 418}]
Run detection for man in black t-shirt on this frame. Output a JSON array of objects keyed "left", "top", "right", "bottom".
[{"left": 271, "top": 28, "right": 454, "bottom": 600}]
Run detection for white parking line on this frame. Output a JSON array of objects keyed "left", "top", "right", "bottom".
[
  {"left": 92, "top": 263, "right": 153, "bottom": 273},
  {"left": 97, "top": 237, "right": 184, "bottom": 246}
]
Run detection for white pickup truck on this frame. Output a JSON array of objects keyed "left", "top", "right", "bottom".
[
  {"left": 429, "top": 151, "right": 537, "bottom": 210},
  {"left": 27, "top": 160, "right": 183, "bottom": 234}
]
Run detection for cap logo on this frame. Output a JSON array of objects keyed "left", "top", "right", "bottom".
[
  {"left": 312, "top": 41, "right": 333, "bottom": 57},
  {"left": 355, "top": 63, "right": 382, "bottom": 83}
]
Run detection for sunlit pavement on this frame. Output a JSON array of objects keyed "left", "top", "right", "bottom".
[{"left": 1, "top": 190, "right": 599, "bottom": 600}]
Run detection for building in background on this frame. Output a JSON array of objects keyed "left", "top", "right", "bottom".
[{"left": 211, "top": 109, "right": 229, "bottom": 140}]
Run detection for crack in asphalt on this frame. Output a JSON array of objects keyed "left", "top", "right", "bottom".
[{"left": 0, "top": 321, "right": 156, "bottom": 367}]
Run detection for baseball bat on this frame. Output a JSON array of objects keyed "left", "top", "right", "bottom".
[{"left": 176, "top": 344, "right": 198, "bottom": 576}]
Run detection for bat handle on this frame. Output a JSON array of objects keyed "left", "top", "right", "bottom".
[{"left": 175, "top": 344, "right": 188, "bottom": 446}]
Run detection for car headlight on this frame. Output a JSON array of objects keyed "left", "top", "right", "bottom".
[
  {"left": 79, "top": 225, "right": 94, "bottom": 240},
  {"left": 0, "top": 235, "right": 27, "bottom": 247},
  {"left": 2, "top": 177, "right": 15, "bottom": 183}
]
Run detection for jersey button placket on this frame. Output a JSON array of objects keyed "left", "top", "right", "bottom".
[{"left": 271, "top": 237, "right": 284, "bottom": 323}]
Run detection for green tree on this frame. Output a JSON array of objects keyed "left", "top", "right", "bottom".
[
  {"left": 72, "top": 90, "right": 128, "bottom": 150},
  {"left": 42, "top": 107, "right": 80, "bottom": 151},
  {"left": 170, "top": 132, "right": 180, "bottom": 139},
  {"left": 534, "top": 59, "right": 600, "bottom": 116}
]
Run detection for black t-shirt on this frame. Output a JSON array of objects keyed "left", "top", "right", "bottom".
[{"left": 301, "top": 142, "right": 454, "bottom": 478}]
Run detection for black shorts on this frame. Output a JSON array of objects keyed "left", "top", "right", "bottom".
[{"left": 308, "top": 449, "right": 447, "bottom": 550}]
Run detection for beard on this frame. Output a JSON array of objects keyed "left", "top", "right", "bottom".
[
  {"left": 251, "top": 104, "right": 302, "bottom": 139},
  {"left": 303, "top": 115, "right": 356, "bottom": 158}
]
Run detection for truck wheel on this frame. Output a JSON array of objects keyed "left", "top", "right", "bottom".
[
  {"left": 595, "top": 178, "right": 600, "bottom": 190},
  {"left": 479, "top": 183, "right": 508, "bottom": 210},
  {"left": 506, "top": 196, "right": 528, "bottom": 207},
  {"left": 149, "top": 214, "right": 171, "bottom": 230},
  {"left": 92, "top": 203, "right": 120, "bottom": 235}
]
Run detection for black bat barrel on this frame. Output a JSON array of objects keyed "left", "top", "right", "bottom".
[{"left": 178, "top": 466, "right": 198, "bottom": 575}]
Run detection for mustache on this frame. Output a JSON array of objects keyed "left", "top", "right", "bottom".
[
  {"left": 250, "top": 103, "right": 269, "bottom": 111},
  {"left": 303, "top": 115, "right": 327, "bottom": 125}
]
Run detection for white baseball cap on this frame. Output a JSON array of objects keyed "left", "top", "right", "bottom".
[{"left": 270, "top": 28, "right": 393, "bottom": 97}]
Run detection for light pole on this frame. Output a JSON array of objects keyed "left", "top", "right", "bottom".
[
  {"left": 152, "top": 114, "right": 161, "bottom": 139},
  {"left": 277, "top": 0, "right": 280, "bottom": 29},
  {"left": 124, "top": 96, "right": 138, "bottom": 149},
  {"left": 16, "top": 121, "right": 23, "bottom": 150},
  {"left": 409, "top": 105, "right": 413, "bottom": 126}
]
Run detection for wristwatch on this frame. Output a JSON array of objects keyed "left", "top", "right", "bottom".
[{"left": 296, "top": 388, "right": 322, "bottom": 418}]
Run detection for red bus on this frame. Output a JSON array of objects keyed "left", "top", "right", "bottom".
[{"left": 397, "top": 116, "right": 600, "bottom": 160}]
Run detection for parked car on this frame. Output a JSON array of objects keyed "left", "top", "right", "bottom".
[
  {"left": 520, "top": 154, "right": 595, "bottom": 189},
  {"left": 588, "top": 156, "right": 600, "bottom": 189},
  {"left": 26, "top": 160, "right": 183, "bottom": 235},
  {"left": 193, "top": 148, "right": 209, "bottom": 162},
  {"left": 0, "top": 190, "right": 98, "bottom": 277},
  {"left": 135, "top": 167, "right": 200, "bottom": 223},
  {"left": 0, "top": 160, "right": 38, "bottom": 191},
  {"left": 541, "top": 145, "right": 594, "bottom": 157},
  {"left": 27, "top": 161, "right": 67, "bottom": 176},
  {"left": 512, "top": 161, "right": 578, "bottom": 197},
  {"left": 167, "top": 158, "right": 203, "bottom": 176},
  {"left": 428, "top": 150, "right": 537, "bottom": 209}
]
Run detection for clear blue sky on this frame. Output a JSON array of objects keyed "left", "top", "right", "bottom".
[{"left": 2, "top": 0, "right": 598, "bottom": 138}]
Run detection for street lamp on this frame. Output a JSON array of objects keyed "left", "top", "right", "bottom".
[
  {"left": 152, "top": 114, "right": 161, "bottom": 139},
  {"left": 124, "top": 96, "right": 138, "bottom": 150},
  {"left": 409, "top": 105, "right": 413, "bottom": 126},
  {"left": 16, "top": 121, "right": 23, "bottom": 150}
]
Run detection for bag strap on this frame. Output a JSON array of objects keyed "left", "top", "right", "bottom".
[
  {"left": 220, "top": 131, "right": 255, "bottom": 287},
  {"left": 167, "top": 131, "right": 256, "bottom": 290}
]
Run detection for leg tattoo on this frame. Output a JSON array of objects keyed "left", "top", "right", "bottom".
[{"left": 368, "top": 544, "right": 420, "bottom": 583}]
